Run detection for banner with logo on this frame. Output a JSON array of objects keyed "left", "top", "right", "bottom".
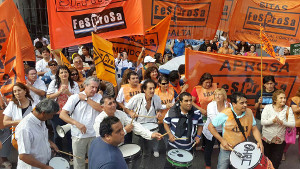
[
  {"left": 47, "top": 0, "right": 144, "bottom": 49},
  {"left": 229, "top": 0, "right": 300, "bottom": 47},
  {"left": 92, "top": 33, "right": 117, "bottom": 87},
  {"left": 218, "top": 0, "right": 237, "bottom": 32},
  {"left": 110, "top": 15, "right": 171, "bottom": 61},
  {"left": 0, "top": 0, "right": 35, "bottom": 61},
  {"left": 185, "top": 49, "right": 300, "bottom": 110},
  {"left": 142, "top": 0, "right": 225, "bottom": 39},
  {"left": 0, "top": 19, "right": 26, "bottom": 97}
]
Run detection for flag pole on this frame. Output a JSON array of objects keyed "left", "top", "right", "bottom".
[{"left": 260, "top": 25, "right": 263, "bottom": 102}]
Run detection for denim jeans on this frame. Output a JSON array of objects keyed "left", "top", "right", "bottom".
[{"left": 217, "top": 148, "right": 234, "bottom": 169}]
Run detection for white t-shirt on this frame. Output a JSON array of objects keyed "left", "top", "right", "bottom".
[
  {"left": 15, "top": 113, "right": 51, "bottom": 169},
  {"left": 62, "top": 91, "right": 102, "bottom": 138},
  {"left": 126, "top": 93, "right": 163, "bottom": 124},
  {"left": 47, "top": 80, "right": 80, "bottom": 100},
  {"left": 36, "top": 59, "right": 52, "bottom": 73}
]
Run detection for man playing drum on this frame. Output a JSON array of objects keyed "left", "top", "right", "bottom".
[
  {"left": 89, "top": 116, "right": 128, "bottom": 169},
  {"left": 208, "top": 92, "right": 263, "bottom": 169},
  {"left": 15, "top": 99, "right": 60, "bottom": 169},
  {"left": 94, "top": 96, "right": 162, "bottom": 140},
  {"left": 163, "top": 92, "right": 204, "bottom": 169},
  {"left": 126, "top": 79, "right": 164, "bottom": 157}
]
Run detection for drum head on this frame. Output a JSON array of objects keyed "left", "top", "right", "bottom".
[
  {"left": 167, "top": 149, "right": 193, "bottom": 167},
  {"left": 49, "top": 157, "right": 70, "bottom": 169},
  {"left": 141, "top": 123, "right": 158, "bottom": 131},
  {"left": 230, "top": 142, "right": 262, "bottom": 169},
  {"left": 119, "top": 144, "right": 141, "bottom": 158}
]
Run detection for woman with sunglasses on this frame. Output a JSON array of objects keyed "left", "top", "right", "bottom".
[
  {"left": 44, "top": 60, "right": 58, "bottom": 81},
  {"left": 47, "top": 65, "right": 80, "bottom": 153},
  {"left": 69, "top": 67, "right": 85, "bottom": 92},
  {"left": 154, "top": 76, "right": 175, "bottom": 124}
]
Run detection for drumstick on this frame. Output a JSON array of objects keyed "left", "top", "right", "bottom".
[
  {"left": 138, "top": 115, "right": 156, "bottom": 118},
  {"left": 130, "top": 112, "right": 137, "bottom": 124},
  {"left": 228, "top": 147, "right": 245, "bottom": 159},
  {"left": 192, "top": 142, "right": 197, "bottom": 148},
  {"left": 57, "top": 150, "right": 83, "bottom": 159},
  {"left": 160, "top": 131, "right": 170, "bottom": 138},
  {"left": 175, "top": 138, "right": 188, "bottom": 140}
]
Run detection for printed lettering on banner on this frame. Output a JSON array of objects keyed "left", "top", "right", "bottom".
[
  {"left": 185, "top": 49, "right": 300, "bottom": 110},
  {"left": 0, "top": 20, "right": 9, "bottom": 44},
  {"left": 55, "top": 0, "right": 112, "bottom": 12}
]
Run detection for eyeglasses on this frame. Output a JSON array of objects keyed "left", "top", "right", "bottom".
[
  {"left": 49, "top": 64, "right": 57, "bottom": 66},
  {"left": 161, "top": 83, "right": 168, "bottom": 85},
  {"left": 71, "top": 73, "right": 78, "bottom": 76}
]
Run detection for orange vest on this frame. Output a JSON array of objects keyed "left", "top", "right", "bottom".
[
  {"left": 155, "top": 87, "right": 175, "bottom": 123},
  {"left": 169, "top": 82, "right": 181, "bottom": 95},
  {"left": 222, "top": 108, "right": 253, "bottom": 148},
  {"left": 195, "top": 83, "right": 217, "bottom": 110},
  {"left": 291, "top": 96, "right": 300, "bottom": 127},
  {"left": 122, "top": 84, "right": 141, "bottom": 103}
]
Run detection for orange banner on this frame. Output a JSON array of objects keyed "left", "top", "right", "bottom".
[
  {"left": 142, "top": 0, "right": 225, "bottom": 39},
  {"left": 229, "top": 0, "right": 300, "bottom": 47},
  {"left": 218, "top": 0, "right": 237, "bottom": 32},
  {"left": 0, "top": 19, "right": 26, "bottom": 97},
  {"left": 110, "top": 15, "right": 171, "bottom": 61},
  {"left": 185, "top": 49, "right": 300, "bottom": 110},
  {"left": 0, "top": 0, "right": 35, "bottom": 61},
  {"left": 47, "top": 0, "right": 144, "bottom": 49},
  {"left": 60, "top": 52, "right": 72, "bottom": 68}
]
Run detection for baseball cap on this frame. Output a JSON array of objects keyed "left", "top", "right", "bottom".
[{"left": 144, "top": 56, "right": 156, "bottom": 63}]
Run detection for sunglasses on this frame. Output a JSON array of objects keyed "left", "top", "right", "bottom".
[
  {"left": 49, "top": 64, "right": 57, "bottom": 66},
  {"left": 71, "top": 73, "right": 78, "bottom": 76},
  {"left": 161, "top": 82, "right": 168, "bottom": 85}
]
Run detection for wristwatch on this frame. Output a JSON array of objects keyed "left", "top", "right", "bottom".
[{"left": 84, "top": 97, "right": 88, "bottom": 101}]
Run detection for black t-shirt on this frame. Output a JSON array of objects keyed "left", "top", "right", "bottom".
[{"left": 255, "top": 89, "right": 276, "bottom": 120}]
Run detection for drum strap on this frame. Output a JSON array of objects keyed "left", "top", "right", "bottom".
[{"left": 232, "top": 110, "right": 247, "bottom": 141}]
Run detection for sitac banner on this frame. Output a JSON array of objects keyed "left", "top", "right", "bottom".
[
  {"left": 0, "top": 19, "right": 26, "bottom": 97},
  {"left": 185, "top": 49, "right": 300, "bottom": 110},
  {"left": 229, "top": 0, "right": 300, "bottom": 47},
  {"left": 110, "top": 15, "right": 171, "bottom": 61},
  {"left": 92, "top": 33, "right": 117, "bottom": 87},
  {"left": 0, "top": 0, "right": 35, "bottom": 61},
  {"left": 142, "top": 0, "right": 225, "bottom": 39},
  {"left": 48, "top": 0, "right": 144, "bottom": 49}
]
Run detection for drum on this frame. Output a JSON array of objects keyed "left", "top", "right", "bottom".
[
  {"left": 167, "top": 149, "right": 193, "bottom": 168},
  {"left": 230, "top": 141, "right": 274, "bottom": 169},
  {"left": 49, "top": 157, "right": 70, "bottom": 169},
  {"left": 119, "top": 144, "right": 142, "bottom": 163},
  {"left": 141, "top": 123, "right": 159, "bottom": 132}
]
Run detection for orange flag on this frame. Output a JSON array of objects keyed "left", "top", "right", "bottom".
[
  {"left": 0, "top": 19, "right": 26, "bottom": 98},
  {"left": 92, "top": 33, "right": 117, "bottom": 87},
  {"left": 0, "top": 0, "right": 35, "bottom": 61},
  {"left": 47, "top": 0, "right": 144, "bottom": 49},
  {"left": 60, "top": 52, "right": 72, "bottom": 69},
  {"left": 110, "top": 15, "right": 171, "bottom": 61},
  {"left": 260, "top": 26, "right": 286, "bottom": 65},
  {"left": 229, "top": 0, "right": 300, "bottom": 47}
]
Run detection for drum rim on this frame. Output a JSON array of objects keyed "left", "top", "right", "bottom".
[
  {"left": 123, "top": 149, "right": 142, "bottom": 162},
  {"left": 166, "top": 156, "right": 192, "bottom": 167},
  {"left": 49, "top": 157, "right": 70, "bottom": 168},
  {"left": 229, "top": 142, "right": 262, "bottom": 169}
]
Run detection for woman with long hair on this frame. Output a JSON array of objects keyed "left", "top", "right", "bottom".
[
  {"left": 47, "top": 65, "right": 79, "bottom": 153},
  {"left": 2, "top": 83, "right": 34, "bottom": 168},
  {"left": 261, "top": 90, "right": 295, "bottom": 169},
  {"left": 244, "top": 45, "right": 258, "bottom": 56},
  {"left": 69, "top": 67, "right": 85, "bottom": 92}
]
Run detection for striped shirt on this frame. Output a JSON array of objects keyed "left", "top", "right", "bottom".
[
  {"left": 255, "top": 89, "right": 276, "bottom": 120},
  {"left": 163, "top": 109, "right": 204, "bottom": 151}
]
